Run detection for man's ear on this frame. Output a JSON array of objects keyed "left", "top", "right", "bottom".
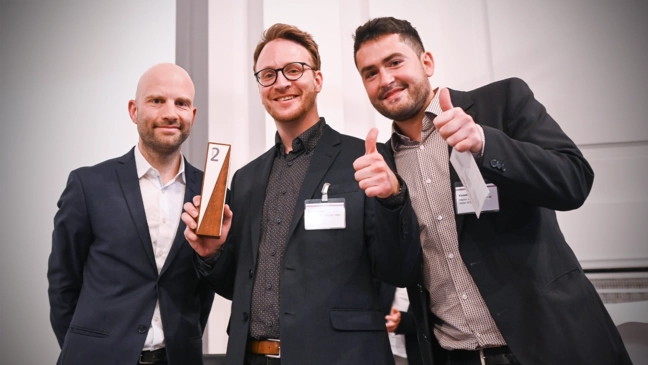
[
  {"left": 313, "top": 70, "right": 323, "bottom": 93},
  {"left": 128, "top": 100, "right": 138, "bottom": 124},
  {"left": 421, "top": 51, "right": 435, "bottom": 77}
]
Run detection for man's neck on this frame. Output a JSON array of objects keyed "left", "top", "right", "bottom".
[
  {"left": 138, "top": 143, "right": 182, "bottom": 184},
  {"left": 275, "top": 114, "right": 320, "bottom": 153},
  {"left": 394, "top": 88, "right": 437, "bottom": 142}
]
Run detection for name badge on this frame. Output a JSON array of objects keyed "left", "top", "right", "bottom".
[
  {"left": 455, "top": 183, "right": 499, "bottom": 215},
  {"left": 304, "top": 183, "right": 346, "bottom": 230}
]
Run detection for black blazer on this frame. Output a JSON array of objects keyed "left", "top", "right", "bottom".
[
  {"left": 48, "top": 149, "right": 214, "bottom": 365},
  {"left": 392, "top": 78, "right": 632, "bottom": 365},
  {"left": 378, "top": 283, "right": 423, "bottom": 365},
  {"left": 201, "top": 124, "right": 421, "bottom": 365}
]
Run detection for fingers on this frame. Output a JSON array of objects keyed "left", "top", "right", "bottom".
[
  {"left": 365, "top": 127, "right": 379, "bottom": 155},
  {"left": 433, "top": 101, "right": 482, "bottom": 153},
  {"left": 439, "top": 88, "right": 453, "bottom": 112}
]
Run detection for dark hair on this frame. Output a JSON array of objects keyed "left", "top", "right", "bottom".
[
  {"left": 253, "top": 23, "right": 321, "bottom": 72},
  {"left": 353, "top": 17, "right": 425, "bottom": 62}
]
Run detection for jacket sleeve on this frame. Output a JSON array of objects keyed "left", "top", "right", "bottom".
[
  {"left": 47, "top": 171, "right": 94, "bottom": 348},
  {"left": 476, "top": 78, "right": 594, "bottom": 211},
  {"left": 365, "top": 145, "right": 422, "bottom": 288}
]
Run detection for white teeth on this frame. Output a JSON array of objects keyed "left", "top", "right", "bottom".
[{"left": 277, "top": 96, "right": 296, "bottom": 101}]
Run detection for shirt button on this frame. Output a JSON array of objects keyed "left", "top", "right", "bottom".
[
  {"left": 287, "top": 162, "right": 293, "bottom": 167},
  {"left": 271, "top": 249, "right": 277, "bottom": 256},
  {"left": 154, "top": 316, "right": 159, "bottom": 322},
  {"left": 267, "top": 320, "right": 274, "bottom": 327},
  {"left": 276, "top": 219, "right": 281, "bottom": 224},
  {"left": 437, "top": 215, "right": 443, "bottom": 221},
  {"left": 419, "top": 145, "right": 425, "bottom": 150},
  {"left": 461, "top": 294, "right": 468, "bottom": 300},
  {"left": 281, "top": 189, "right": 287, "bottom": 194},
  {"left": 266, "top": 283, "right": 272, "bottom": 290},
  {"left": 425, "top": 178, "right": 431, "bottom": 184},
  {"left": 448, "top": 253, "right": 454, "bottom": 259},
  {"left": 475, "top": 332, "right": 481, "bottom": 337}
]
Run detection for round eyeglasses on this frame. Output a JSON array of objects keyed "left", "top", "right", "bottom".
[{"left": 254, "top": 62, "right": 315, "bottom": 87}]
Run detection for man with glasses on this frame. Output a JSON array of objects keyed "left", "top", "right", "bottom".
[{"left": 181, "top": 23, "right": 421, "bottom": 365}]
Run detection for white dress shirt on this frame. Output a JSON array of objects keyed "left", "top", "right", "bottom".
[{"left": 134, "top": 145, "right": 186, "bottom": 351}]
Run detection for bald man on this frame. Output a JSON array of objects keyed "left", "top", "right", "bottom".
[{"left": 48, "top": 63, "right": 214, "bottom": 365}]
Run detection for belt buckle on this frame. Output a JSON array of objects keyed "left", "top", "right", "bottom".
[{"left": 266, "top": 338, "right": 281, "bottom": 359}]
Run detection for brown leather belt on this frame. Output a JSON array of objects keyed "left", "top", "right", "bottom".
[{"left": 247, "top": 339, "right": 281, "bottom": 356}]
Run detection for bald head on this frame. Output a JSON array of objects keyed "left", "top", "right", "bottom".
[
  {"left": 135, "top": 63, "right": 195, "bottom": 102},
  {"left": 128, "top": 63, "right": 197, "bottom": 159}
]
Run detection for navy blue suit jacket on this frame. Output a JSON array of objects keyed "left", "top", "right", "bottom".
[{"left": 48, "top": 148, "right": 214, "bottom": 365}]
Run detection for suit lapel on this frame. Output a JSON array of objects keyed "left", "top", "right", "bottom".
[
  {"left": 448, "top": 89, "right": 475, "bottom": 236},
  {"left": 160, "top": 159, "right": 201, "bottom": 277},
  {"left": 249, "top": 148, "right": 277, "bottom": 267},
  {"left": 116, "top": 149, "right": 157, "bottom": 273},
  {"left": 286, "top": 125, "right": 341, "bottom": 240}
]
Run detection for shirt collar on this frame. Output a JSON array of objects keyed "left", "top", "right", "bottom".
[
  {"left": 274, "top": 117, "right": 326, "bottom": 156},
  {"left": 391, "top": 85, "right": 441, "bottom": 151},
  {"left": 134, "top": 144, "right": 186, "bottom": 185}
]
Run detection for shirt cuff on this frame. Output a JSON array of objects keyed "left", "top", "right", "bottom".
[
  {"left": 377, "top": 174, "right": 408, "bottom": 209},
  {"left": 472, "top": 124, "right": 485, "bottom": 160}
]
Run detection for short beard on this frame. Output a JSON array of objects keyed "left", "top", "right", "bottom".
[
  {"left": 372, "top": 77, "right": 431, "bottom": 122},
  {"left": 268, "top": 88, "right": 318, "bottom": 125},
  {"left": 138, "top": 122, "right": 190, "bottom": 157}
]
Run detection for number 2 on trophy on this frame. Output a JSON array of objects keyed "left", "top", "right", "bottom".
[{"left": 210, "top": 147, "right": 220, "bottom": 162}]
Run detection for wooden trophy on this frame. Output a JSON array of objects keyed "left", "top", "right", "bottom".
[{"left": 196, "top": 143, "right": 231, "bottom": 237}]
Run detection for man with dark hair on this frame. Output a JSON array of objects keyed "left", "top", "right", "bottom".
[
  {"left": 182, "top": 23, "right": 421, "bottom": 365},
  {"left": 353, "top": 16, "right": 632, "bottom": 365}
]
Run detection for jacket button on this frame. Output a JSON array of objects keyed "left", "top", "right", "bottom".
[
  {"left": 243, "top": 312, "right": 249, "bottom": 322},
  {"left": 249, "top": 269, "right": 254, "bottom": 278},
  {"left": 490, "top": 159, "right": 498, "bottom": 168},
  {"left": 137, "top": 325, "right": 148, "bottom": 334}
]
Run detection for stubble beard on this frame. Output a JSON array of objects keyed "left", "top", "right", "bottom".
[
  {"left": 138, "top": 119, "right": 191, "bottom": 157},
  {"left": 373, "top": 77, "right": 431, "bottom": 122},
  {"left": 268, "top": 89, "right": 318, "bottom": 125}
]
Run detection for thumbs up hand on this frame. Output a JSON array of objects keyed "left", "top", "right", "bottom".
[
  {"left": 433, "top": 88, "right": 483, "bottom": 153},
  {"left": 353, "top": 128, "right": 400, "bottom": 198}
]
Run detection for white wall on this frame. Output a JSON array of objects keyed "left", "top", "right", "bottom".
[{"left": 0, "top": 1, "right": 176, "bottom": 363}]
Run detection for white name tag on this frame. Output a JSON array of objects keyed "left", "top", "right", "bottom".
[
  {"left": 455, "top": 183, "right": 499, "bottom": 215},
  {"left": 304, "top": 198, "right": 346, "bottom": 230}
]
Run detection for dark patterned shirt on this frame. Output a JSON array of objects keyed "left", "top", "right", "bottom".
[{"left": 249, "top": 118, "right": 325, "bottom": 339}]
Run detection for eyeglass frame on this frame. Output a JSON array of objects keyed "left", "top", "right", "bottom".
[{"left": 254, "top": 62, "right": 316, "bottom": 87}]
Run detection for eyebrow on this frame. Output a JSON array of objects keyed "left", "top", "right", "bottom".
[
  {"left": 146, "top": 94, "right": 193, "bottom": 105},
  {"left": 359, "top": 52, "right": 406, "bottom": 75}
]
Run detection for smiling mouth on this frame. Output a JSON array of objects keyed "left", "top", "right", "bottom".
[
  {"left": 275, "top": 95, "right": 297, "bottom": 101},
  {"left": 381, "top": 88, "right": 404, "bottom": 101}
]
